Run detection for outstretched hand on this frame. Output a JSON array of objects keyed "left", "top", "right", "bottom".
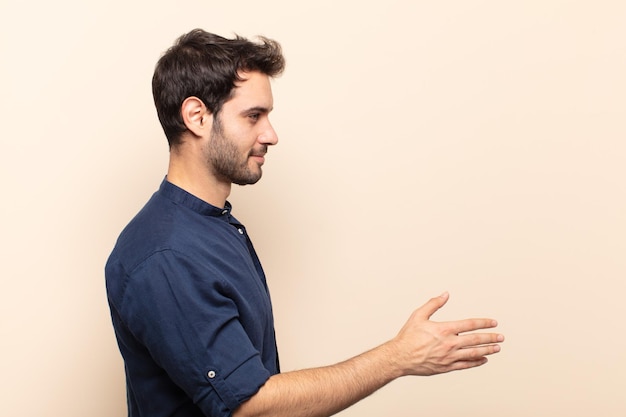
[{"left": 390, "top": 292, "right": 504, "bottom": 376}]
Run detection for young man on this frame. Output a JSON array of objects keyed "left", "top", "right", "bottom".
[{"left": 105, "top": 29, "right": 504, "bottom": 417}]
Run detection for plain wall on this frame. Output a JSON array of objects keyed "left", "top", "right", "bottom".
[{"left": 1, "top": 1, "right": 624, "bottom": 416}]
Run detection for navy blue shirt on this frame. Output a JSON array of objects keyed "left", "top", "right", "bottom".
[{"left": 105, "top": 179, "right": 279, "bottom": 417}]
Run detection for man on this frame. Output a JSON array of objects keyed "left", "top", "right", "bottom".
[{"left": 105, "top": 29, "right": 504, "bottom": 417}]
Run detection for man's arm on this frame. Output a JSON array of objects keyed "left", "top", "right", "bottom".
[{"left": 233, "top": 292, "right": 504, "bottom": 417}]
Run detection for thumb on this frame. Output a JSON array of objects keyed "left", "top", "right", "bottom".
[{"left": 415, "top": 292, "right": 449, "bottom": 320}]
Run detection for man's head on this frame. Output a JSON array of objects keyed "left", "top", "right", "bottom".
[{"left": 152, "top": 29, "right": 285, "bottom": 147}]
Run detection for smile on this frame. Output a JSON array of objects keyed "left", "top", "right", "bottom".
[{"left": 250, "top": 154, "right": 265, "bottom": 164}]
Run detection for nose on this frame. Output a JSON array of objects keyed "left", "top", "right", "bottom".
[{"left": 259, "top": 120, "right": 279, "bottom": 146}]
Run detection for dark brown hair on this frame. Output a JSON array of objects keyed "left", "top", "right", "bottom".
[{"left": 152, "top": 29, "right": 285, "bottom": 146}]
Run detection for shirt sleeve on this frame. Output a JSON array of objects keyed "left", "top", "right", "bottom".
[{"left": 118, "top": 248, "right": 270, "bottom": 416}]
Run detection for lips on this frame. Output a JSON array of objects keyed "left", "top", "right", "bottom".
[
  {"left": 249, "top": 146, "right": 268, "bottom": 164},
  {"left": 249, "top": 152, "right": 266, "bottom": 165}
]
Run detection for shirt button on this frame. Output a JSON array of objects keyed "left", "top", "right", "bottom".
[
  {"left": 238, "top": 228, "right": 244, "bottom": 235},
  {"left": 207, "top": 370, "right": 216, "bottom": 379},
  {"left": 221, "top": 209, "right": 228, "bottom": 215}
]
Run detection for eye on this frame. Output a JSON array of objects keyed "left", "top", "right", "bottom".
[{"left": 248, "top": 113, "right": 260, "bottom": 122}]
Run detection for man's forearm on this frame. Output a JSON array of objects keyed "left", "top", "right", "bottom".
[{"left": 234, "top": 341, "right": 401, "bottom": 417}]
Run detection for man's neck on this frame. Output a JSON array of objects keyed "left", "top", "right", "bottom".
[{"left": 166, "top": 154, "right": 231, "bottom": 209}]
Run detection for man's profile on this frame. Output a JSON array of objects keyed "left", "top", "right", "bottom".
[{"left": 105, "top": 28, "right": 504, "bottom": 417}]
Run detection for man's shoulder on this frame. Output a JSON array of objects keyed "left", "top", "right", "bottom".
[
  {"left": 105, "top": 192, "right": 191, "bottom": 300},
  {"left": 106, "top": 190, "right": 234, "bottom": 276},
  {"left": 108, "top": 193, "right": 185, "bottom": 269}
]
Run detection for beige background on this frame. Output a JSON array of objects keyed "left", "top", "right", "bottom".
[{"left": 1, "top": 0, "right": 625, "bottom": 416}]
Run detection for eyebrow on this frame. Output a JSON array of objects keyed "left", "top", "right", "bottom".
[{"left": 240, "top": 106, "right": 273, "bottom": 115}]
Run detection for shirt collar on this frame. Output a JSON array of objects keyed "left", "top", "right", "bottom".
[{"left": 158, "top": 178, "right": 233, "bottom": 218}]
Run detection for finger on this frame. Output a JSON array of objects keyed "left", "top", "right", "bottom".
[
  {"left": 447, "top": 318, "right": 499, "bottom": 335},
  {"left": 457, "top": 332, "right": 505, "bottom": 348},
  {"left": 415, "top": 292, "right": 450, "bottom": 320},
  {"left": 457, "top": 344, "right": 501, "bottom": 360},
  {"left": 446, "top": 357, "right": 489, "bottom": 372}
]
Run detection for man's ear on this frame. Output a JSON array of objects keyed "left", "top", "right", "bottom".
[{"left": 181, "top": 96, "right": 212, "bottom": 137}]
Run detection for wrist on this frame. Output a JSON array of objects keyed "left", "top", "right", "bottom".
[{"left": 373, "top": 339, "right": 408, "bottom": 380}]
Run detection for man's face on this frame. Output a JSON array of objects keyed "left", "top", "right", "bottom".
[{"left": 205, "top": 71, "right": 278, "bottom": 186}]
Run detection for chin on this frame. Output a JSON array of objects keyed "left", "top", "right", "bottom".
[{"left": 233, "top": 173, "right": 262, "bottom": 186}]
